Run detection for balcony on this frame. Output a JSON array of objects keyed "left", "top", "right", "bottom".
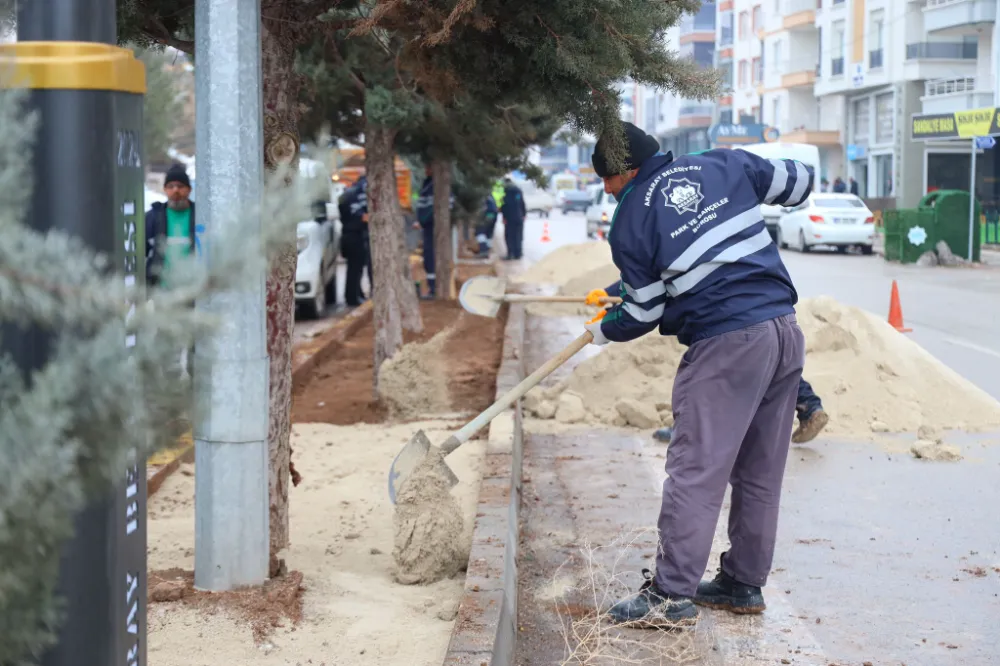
[
  {"left": 781, "top": 60, "right": 819, "bottom": 88},
  {"left": 921, "top": 76, "right": 995, "bottom": 114},
  {"left": 678, "top": 104, "right": 715, "bottom": 128},
  {"left": 831, "top": 57, "right": 845, "bottom": 76},
  {"left": 924, "top": 0, "right": 996, "bottom": 35},
  {"left": 869, "top": 48, "right": 884, "bottom": 69},
  {"left": 781, "top": 128, "right": 841, "bottom": 146},
  {"left": 783, "top": 0, "right": 818, "bottom": 29},
  {"left": 905, "top": 41, "right": 978, "bottom": 59}
]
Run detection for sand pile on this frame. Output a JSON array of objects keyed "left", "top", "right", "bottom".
[
  {"left": 514, "top": 241, "right": 612, "bottom": 285},
  {"left": 378, "top": 329, "right": 451, "bottom": 419},
  {"left": 392, "top": 448, "right": 468, "bottom": 585},
  {"left": 525, "top": 296, "right": 1000, "bottom": 437},
  {"left": 525, "top": 259, "right": 621, "bottom": 318},
  {"left": 147, "top": 421, "right": 484, "bottom": 666}
]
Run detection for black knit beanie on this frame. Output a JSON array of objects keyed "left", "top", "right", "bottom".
[
  {"left": 164, "top": 163, "right": 191, "bottom": 188},
  {"left": 592, "top": 122, "right": 661, "bottom": 178}
]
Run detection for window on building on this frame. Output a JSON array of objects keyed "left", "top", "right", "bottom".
[
  {"left": 720, "top": 10, "right": 734, "bottom": 45},
  {"left": 869, "top": 10, "right": 884, "bottom": 49},
  {"left": 719, "top": 61, "right": 734, "bottom": 90},
  {"left": 875, "top": 92, "right": 893, "bottom": 143},
  {"left": 772, "top": 40, "right": 782, "bottom": 74},
  {"left": 752, "top": 57, "right": 761, "bottom": 83},
  {"left": 750, "top": 106, "right": 760, "bottom": 122},
  {"left": 739, "top": 59, "right": 749, "bottom": 86},
  {"left": 771, "top": 97, "right": 781, "bottom": 127},
  {"left": 739, "top": 11, "right": 749, "bottom": 39},
  {"left": 833, "top": 21, "right": 845, "bottom": 58},
  {"left": 852, "top": 97, "right": 870, "bottom": 143},
  {"left": 752, "top": 5, "right": 762, "bottom": 33},
  {"left": 719, "top": 109, "right": 734, "bottom": 124}
]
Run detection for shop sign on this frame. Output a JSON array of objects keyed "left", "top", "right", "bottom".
[{"left": 911, "top": 107, "right": 1000, "bottom": 141}]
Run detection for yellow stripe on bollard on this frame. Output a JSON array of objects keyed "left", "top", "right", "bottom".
[{"left": 0, "top": 41, "right": 146, "bottom": 93}]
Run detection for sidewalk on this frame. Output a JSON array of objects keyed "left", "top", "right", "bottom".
[{"left": 515, "top": 314, "right": 1000, "bottom": 665}]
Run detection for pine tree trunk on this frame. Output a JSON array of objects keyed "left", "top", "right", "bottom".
[
  {"left": 261, "top": 20, "right": 301, "bottom": 579},
  {"left": 431, "top": 159, "right": 454, "bottom": 300},
  {"left": 390, "top": 183, "right": 423, "bottom": 333},
  {"left": 366, "top": 121, "right": 406, "bottom": 391}
]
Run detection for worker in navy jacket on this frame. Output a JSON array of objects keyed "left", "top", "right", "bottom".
[{"left": 585, "top": 122, "right": 813, "bottom": 627}]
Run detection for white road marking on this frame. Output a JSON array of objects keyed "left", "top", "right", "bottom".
[{"left": 943, "top": 336, "right": 1000, "bottom": 361}]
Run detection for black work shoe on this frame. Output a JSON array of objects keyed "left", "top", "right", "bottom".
[
  {"left": 693, "top": 561, "right": 766, "bottom": 614},
  {"left": 652, "top": 427, "right": 673, "bottom": 443},
  {"left": 792, "top": 409, "right": 829, "bottom": 444},
  {"left": 607, "top": 569, "right": 699, "bottom": 628}
]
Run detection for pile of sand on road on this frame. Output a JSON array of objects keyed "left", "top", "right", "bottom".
[
  {"left": 525, "top": 296, "right": 1000, "bottom": 437},
  {"left": 514, "top": 241, "right": 612, "bottom": 286},
  {"left": 519, "top": 245, "right": 621, "bottom": 318}
]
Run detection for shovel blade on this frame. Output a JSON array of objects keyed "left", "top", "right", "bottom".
[
  {"left": 458, "top": 275, "right": 508, "bottom": 318},
  {"left": 388, "top": 429, "right": 460, "bottom": 504}
]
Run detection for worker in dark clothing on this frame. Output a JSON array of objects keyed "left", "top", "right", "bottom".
[
  {"left": 849, "top": 177, "right": 860, "bottom": 196},
  {"left": 477, "top": 195, "right": 499, "bottom": 257},
  {"left": 145, "top": 163, "right": 197, "bottom": 287},
  {"left": 416, "top": 166, "right": 436, "bottom": 299},
  {"left": 339, "top": 175, "right": 370, "bottom": 307},
  {"left": 500, "top": 178, "right": 527, "bottom": 260},
  {"left": 832, "top": 176, "right": 847, "bottom": 193},
  {"left": 584, "top": 122, "right": 813, "bottom": 626}
]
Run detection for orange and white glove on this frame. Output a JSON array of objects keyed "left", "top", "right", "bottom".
[
  {"left": 584, "top": 309, "right": 610, "bottom": 346},
  {"left": 585, "top": 288, "right": 609, "bottom": 307}
]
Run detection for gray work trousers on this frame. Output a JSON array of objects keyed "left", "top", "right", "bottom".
[{"left": 655, "top": 314, "right": 804, "bottom": 597}]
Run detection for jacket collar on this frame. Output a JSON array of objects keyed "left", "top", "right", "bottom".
[{"left": 634, "top": 151, "right": 674, "bottom": 184}]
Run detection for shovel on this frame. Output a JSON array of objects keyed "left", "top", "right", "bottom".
[
  {"left": 458, "top": 274, "right": 621, "bottom": 319},
  {"left": 387, "top": 330, "right": 594, "bottom": 503}
]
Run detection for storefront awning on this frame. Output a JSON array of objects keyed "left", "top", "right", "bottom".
[{"left": 911, "top": 106, "right": 1000, "bottom": 141}]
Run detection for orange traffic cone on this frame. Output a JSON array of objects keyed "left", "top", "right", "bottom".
[
  {"left": 888, "top": 280, "right": 912, "bottom": 332},
  {"left": 596, "top": 227, "right": 604, "bottom": 241},
  {"left": 540, "top": 221, "right": 551, "bottom": 243}
]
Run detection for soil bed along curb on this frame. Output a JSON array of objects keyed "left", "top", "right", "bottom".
[{"left": 292, "top": 265, "right": 504, "bottom": 425}]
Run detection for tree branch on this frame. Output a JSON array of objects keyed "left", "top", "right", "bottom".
[{"left": 142, "top": 18, "right": 194, "bottom": 55}]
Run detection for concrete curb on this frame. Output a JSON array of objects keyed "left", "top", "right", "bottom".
[
  {"left": 146, "top": 302, "right": 374, "bottom": 499},
  {"left": 443, "top": 302, "right": 525, "bottom": 666}
]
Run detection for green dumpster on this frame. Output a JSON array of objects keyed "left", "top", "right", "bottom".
[
  {"left": 917, "top": 190, "right": 982, "bottom": 262},
  {"left": 883, "top": 209, "right": 936, "bottom": 264}
]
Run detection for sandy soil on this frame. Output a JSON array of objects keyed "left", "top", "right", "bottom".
[
  {"left": 148, "top": 421, "right": 486, "bottom": 666},
  {"left": 525, "top": 295, "right": 1000, "bottom": 439},
  {"left": 292, "top": 299, "right": 506, "bottom": 425}
]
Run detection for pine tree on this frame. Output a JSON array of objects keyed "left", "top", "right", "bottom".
[
  {"left": 135, "top": 47, "right": 183, "bottom": 166},
  {"left": 0, "top": 86, "right": 323, "bottom": 664}
]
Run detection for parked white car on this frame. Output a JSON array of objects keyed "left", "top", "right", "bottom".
[
  {"left": 295, "top": 208, "right": 342, "bottom": 319},
  {"left": 515, "top": 179, "right": 555, "bottom": 217},
  {"left": 776, "top": 193, "right": 875, "bottom": 254},
  {"left": 584, "top": 187, "right": 616, "bottom": 239}
]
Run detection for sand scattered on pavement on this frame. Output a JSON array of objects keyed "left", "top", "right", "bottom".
[
  {"left": 524, "top": 296, "right": 1000, "bottom": 438},
  {"left": 514, "top": 241, "right": 612, "bottom": 286},
  {"left": 148, "top": 421, "right": 485, "bottom": 666},
  {"left": 377, "top": 329, "right": 452, "bottom": 419}
]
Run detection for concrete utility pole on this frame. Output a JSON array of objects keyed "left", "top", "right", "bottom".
[
  {"left": 193, "top": 0, "right": 270, "bottom": 590},
  {"left": 6, "top": 1, "right": 148, "bottom": 665}
]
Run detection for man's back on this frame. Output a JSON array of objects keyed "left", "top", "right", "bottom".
[{"left": 607, "top": 149, "right": 811, "bottom": 344}]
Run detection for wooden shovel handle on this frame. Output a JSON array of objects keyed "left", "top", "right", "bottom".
[
  {"left": 499, "top": 294, "right": 623, "bottom": 305},
  {"left": 440, "top": 330, "right": 595, "bottom": 454}
]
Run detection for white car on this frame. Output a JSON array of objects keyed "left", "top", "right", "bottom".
[
  {"left": 776, "top": 193, "right": 875, "bottom": 254},
  {"left": 294, "top": 209, "right": 342, "bottom": 319},
  {"left": 515, "top": 179, "right": 555, "bottom": 217},
  {"left": 585, "top": 187, "right": 616, "bottom": 239}
]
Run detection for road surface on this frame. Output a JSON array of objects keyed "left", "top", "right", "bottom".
[
  {"left": 512, "top": 209, "right": 1000, "bottom": 665},
  {"left": 292, "top": 260, "right": 369, "bottom": 346}
]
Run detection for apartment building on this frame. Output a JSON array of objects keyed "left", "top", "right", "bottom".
[
  {"left": 658, "top": 3, "right": 718, "bottom": 155},
  {"left": 814, "top": 0, "right": 998, "bottom": 207}
]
